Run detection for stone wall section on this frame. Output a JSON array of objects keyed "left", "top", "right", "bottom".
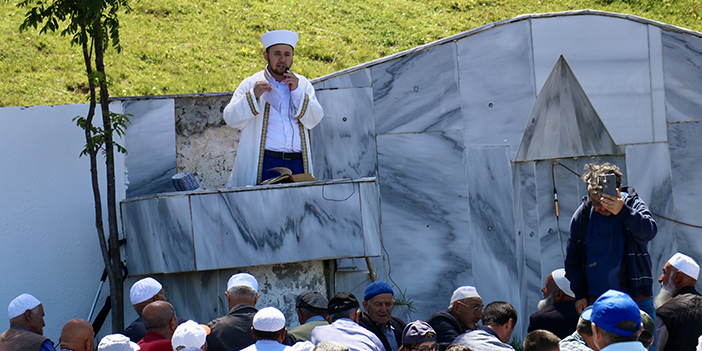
[{"left": 175, "top": 94, "right": 239, "bottom": 189}]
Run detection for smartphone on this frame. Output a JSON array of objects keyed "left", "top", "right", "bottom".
[{"left": 602, "top": 173, "right": 617, "bottom": 197}]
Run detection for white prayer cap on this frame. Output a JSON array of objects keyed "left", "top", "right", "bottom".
[
  {"left": 227, "top": 273, "right": 258, "bottom": 292},
  {"left": 261, "top": 30, "right": 298, "bottom": 50},
  {"left": 253, "top": 307, "right": 286, "bottom": 332},
  {"left": 8, "top": 293, "right": 41, "bottom": 319},
  {"left": 449, "top": 286, "right": 481, "bottom": 308},
  {"left": 552, "top": 268, "right": 575, "bottom": 298},
  {"left": 172, "top": 320, "right": 210, "bottom": 351},
  {"left": 130, "top": 277, "right": 163, "bottom": 305},
  {"left": 98, "top": 334, "right": 140, "bottom": 351},
  {"left": 669, "top": 252, "right": 700, "bottom": 279}
]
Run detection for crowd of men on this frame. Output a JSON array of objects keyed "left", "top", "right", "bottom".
[{"left": 2, "top": 253, "right": 701, "bottom": 351}]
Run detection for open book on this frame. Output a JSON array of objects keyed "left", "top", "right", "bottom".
[{"left": 260, "top": 167, "right": 317, "bottom": 185}]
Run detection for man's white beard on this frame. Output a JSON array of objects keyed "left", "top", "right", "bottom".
[
  {"left": 537, "top": 292, "right": 555, "bottom": 310},
  {"left": 655, "top": 276, "right": 676, "bottom": 308}
]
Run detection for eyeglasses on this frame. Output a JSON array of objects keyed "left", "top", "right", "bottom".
[
  {"left": 411, "top": 344, "right": 438, "bottom": 351},
  {"left": 456, "top": 300, "right": 483, "bottom": 313}
]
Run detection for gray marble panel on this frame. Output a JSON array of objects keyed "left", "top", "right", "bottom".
[
  {"left": 648, "top": 26, "right": 667, "bottom": 142},
  {"left": 372, "top": 43, "right": 462, "bottom": 134},
  {"left": 466, "top": 147, "right": 520, "bottom": 322},
  {"left": 532, "top": 15, "right": 654, "bottom": 145},
  {"left": 191, "top": 182, "right": 371, "bottom": 271},
  {"left": 514, "top": 162, "right": 543, "bottom": 319},
  {"left": 625, "top": 143, "right": 677, "bottom": 297},
  {"left": 458, "top": 20, "right": 536, "bottom": 159},
  {"left": 376, "top": 131, "right": 472, "bottom": 321},
  {"left": 122, "top": 195, "right": 195, "bottom": 275},
  {"left": 315, "top": 69, "right": 372, "bottom": 90},
  {"left": 360, "top": 182, "right": 382, "bottom": 257},
  {"left": 669, "top": 121, "right": 702, "bottom": 292},
  {"left": 662, "top": 31, "right": 702, "bottom": 123},
  {"left": 311, "top": 88, "right": 377, "bottom": 180},
  {"left": 123, "top": 99, "right": 177, "bottom": 198}
]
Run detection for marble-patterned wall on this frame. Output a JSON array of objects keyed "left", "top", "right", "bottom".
[{"left": 118, "top": 10, "right": 702, "bottom": 340}]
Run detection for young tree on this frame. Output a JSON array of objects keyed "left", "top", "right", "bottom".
[{"left": 16, "top": 0, "right": 131, "bottom": 332}]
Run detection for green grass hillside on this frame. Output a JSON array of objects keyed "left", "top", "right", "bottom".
[{"left": 1, "top": 0, "right": 700, "bottom": 107}]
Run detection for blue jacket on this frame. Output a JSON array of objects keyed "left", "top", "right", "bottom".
[{"left": 565, "top": 186, "right": 657, "bottom": 300}]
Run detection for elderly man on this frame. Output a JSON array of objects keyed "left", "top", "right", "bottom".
[
  {"left": 223, "top": 29, "right": 324, "bottom": 186},
  {"left": 125, "top": 277, "right": 189, "bottom": 343},
  {"left": 0, "top": 293, "right": 55, "bottom": 351},
  {"left": 59, "top": 318, "right": 95, "bottom": 351},
  {"left": 208, "top": 273, "right": 292, "bottom": 351},
  {"left": 242, "top": 307, "right": 290, "bottom": 351},
  {"left": 359, "top": 281, "right": 406, "bottom": 351},
  {"left": 590, "top": 290, "right": 644, "bottom": 351},
  {"left": 172, "top": 320, "right": 210, "bottom": 351},
  {"left": 427, "top": 286, "right": 483, "bottom": 351},
  {"left": 97, "top": 334, "right": 140, "bottom": 351},
  {"left": 654, "top": 252, "right": 702, "bottom": 351},
  {"left": 138, "top": 301, "right": 179, "bottom": 351},
  {"left": 528, "top": 268, "right": 578, "bottom": 338},
  {"left": 452, "top": 301, "right": 517, "bottom": 351},
  {"left": 564, "top": 164, "right": 657, "bottom": 346},
  {"left": 523, "top": 330, "right": 560, "bottom": 351},
  {"left": 288, "top": 291, "right": 329, "bottom": 342},
  {"left": 310, "top": 292, "right": 384, "bottom": 351},
  {"left": 207, "top": 273, "right": 260, "bottom": 351},
  {"left": 560, "top": 306, "right": 599, "bottom": 351}
]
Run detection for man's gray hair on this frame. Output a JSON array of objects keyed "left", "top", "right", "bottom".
[
  {"left": 582, "top": 163, "right": 623, "bottom": 197},
  {"left": 329, "top": 308, "right": 358, "bottom": 322},
  {"left": 227, "top": 285, "right": 257, "bottom": 299},
  {"left": 313, "top": 341, "right": 350, "bottom": 351}
]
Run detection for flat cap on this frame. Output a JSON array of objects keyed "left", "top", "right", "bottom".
[
  {"left": 296, "top": 290, "right": 328, "bottom": 312},
  {"left": 328, "top": 292, "right": 360, "bottom": 315}
]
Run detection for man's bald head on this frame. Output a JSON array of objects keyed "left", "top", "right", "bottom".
[
  {"left": 142, "top": 301, "right": 178, "bottom": 339},
  {"left": 60, "top": 318, "right": 95, "bottom": 351}
]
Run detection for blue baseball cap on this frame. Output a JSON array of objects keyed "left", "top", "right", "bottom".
[
  {"left": 591, "top": 290, "right": 641, "bottom": 338},
  {"left": 581, "top": 306, "right": 593, "bottom": 321}
]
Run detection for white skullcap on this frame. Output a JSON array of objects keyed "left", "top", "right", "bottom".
[
  {"left": 261, "top": 30, "right": 298, "bottom": 49},
  {"left": 253, "top": 307, "right": 286, "bottom": 332},
  {"left": 449, "top": 286, "right": 481, "bottom": 308},
  {"left": 552, "top": 268, "right": 575, "bottom": 298},
  {"left": 227, "top": 273, "right": 258, "bottom": 292},
  {"left": 669, "top": 252, "right": 700, "bottom": 280},
  {"left": 130, "top": 277, "right": 163, "bottom": 305},
  {"left": 172, "top": 320, "right": 210, "bottom": 351},
  {"left": 8, "top": 293, "right": 41, "bottom": 319},
  {"left": 98, "top": 334, "right": 141, "bottom": 351}
]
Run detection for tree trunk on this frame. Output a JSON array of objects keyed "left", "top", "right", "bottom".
[{"left": 95, "top": 20, "right": 125, "bottom": 333}]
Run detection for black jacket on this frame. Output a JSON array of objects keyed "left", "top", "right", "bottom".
[
  {"left": 426, "top": 309, "right": 462, "bottom": 351},
  {"left": 527, "top": 300, "right": 579, "bottom": 339},
  {"left": 358, "top": 312, "right": 405, "bottom": 351},
  {"left": 657, "top": 286, "right": 702, "bottom": 351},
  {"left": 206, "top": 304, "right": 295, "bottom": 351}
]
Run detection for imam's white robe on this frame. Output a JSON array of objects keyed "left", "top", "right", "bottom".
[{"left": 223, "top": 68, "right": 324, "bottom": 187}]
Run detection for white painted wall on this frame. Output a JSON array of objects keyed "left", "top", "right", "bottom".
[{"left": 0, "top": 103, "right": 126, "bottom": 344}]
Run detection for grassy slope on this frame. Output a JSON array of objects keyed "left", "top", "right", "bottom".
[{"left": 0, "top": 0, "right": 700, "bottom": 107}]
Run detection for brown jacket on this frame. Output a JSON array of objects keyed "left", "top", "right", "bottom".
[{"left": 0, "top": 325, "right": 50, "bottom": 351}]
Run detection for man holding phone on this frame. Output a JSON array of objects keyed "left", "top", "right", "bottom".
[
  {"left": 222, "top": 30, "right": 324, "bottom": 186},
  {"left": 564, "top": 163, "right": 658, "bottom": 347}
]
